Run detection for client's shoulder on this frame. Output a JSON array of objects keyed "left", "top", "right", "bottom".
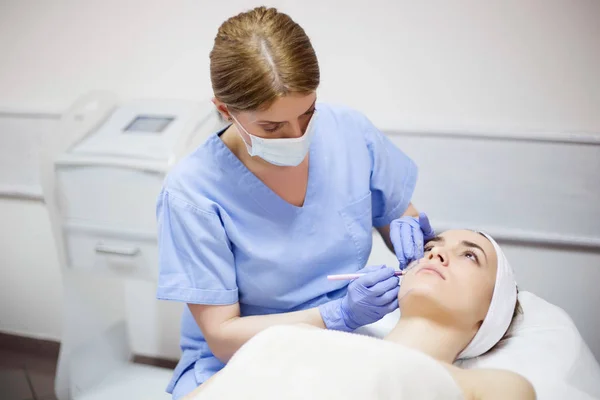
[{"left": 443, "top": 364, "right": 536, "bottom": 400}]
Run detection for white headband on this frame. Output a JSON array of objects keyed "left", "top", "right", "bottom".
[{"left": 457, "top": 232, "right": 517, "bottom": 360}]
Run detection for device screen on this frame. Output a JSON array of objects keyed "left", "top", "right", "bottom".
[{"left": 124, "top": 115, "right": 175, "bottom": 133}]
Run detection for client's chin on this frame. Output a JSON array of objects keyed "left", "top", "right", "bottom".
[{"left": 399, "top": 287, "right": 468, "bottom": 329}]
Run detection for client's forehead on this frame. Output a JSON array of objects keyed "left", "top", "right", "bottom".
[{"left": 435, "top": 229, "right": 486, "bottom": 243}]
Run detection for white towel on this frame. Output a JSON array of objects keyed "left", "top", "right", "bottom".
[{"left": 195, "top": 325, "right": 464, "bottom": 400}]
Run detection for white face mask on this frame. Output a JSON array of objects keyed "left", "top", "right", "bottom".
[{"left": 230, "top": 111, "right": 317, "bottom": 167}]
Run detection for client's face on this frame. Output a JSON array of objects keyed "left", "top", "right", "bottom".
[{"left": 398, "top": 230, "right": 498, "bottom": 330}]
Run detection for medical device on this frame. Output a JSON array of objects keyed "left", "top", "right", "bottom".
[
  {"left": 327, "top": 260, "right": 419, "bottom": 281},
  {"left": 39, "top": 91, "right": 227, "bottom": 400}
]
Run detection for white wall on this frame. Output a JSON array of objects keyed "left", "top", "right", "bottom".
[
  {"left": 0, "top": 0, "right": 599, "bottom": 360},
  {"left": 0, "top": 197, "right": 64, "bottom": 340},
  {"left": 1, "top": 0, "right": 599, "bottom": 131}
]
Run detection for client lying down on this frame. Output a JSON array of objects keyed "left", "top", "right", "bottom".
[{"left": 184, "top": 230, "right": 536, "bottom": 400}]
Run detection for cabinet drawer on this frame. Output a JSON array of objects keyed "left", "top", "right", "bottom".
[{"left": 65, "top": 228, "right": 158, "bottom": 281}]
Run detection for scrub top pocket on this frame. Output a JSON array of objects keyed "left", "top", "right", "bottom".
[{"left": 339, "top": 192, "right": 374, "bottom": 268}]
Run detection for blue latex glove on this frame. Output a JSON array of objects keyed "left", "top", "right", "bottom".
[
  {"left": 319, "top": 265, "right": 400, "bottom": 332},
  {"left": 390, "top": 212, "right": 436, "bottom": 270}
]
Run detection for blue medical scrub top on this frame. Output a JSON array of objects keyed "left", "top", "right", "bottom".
[{"left": 156, "top": 103, "right": 418, "bottom": 392}]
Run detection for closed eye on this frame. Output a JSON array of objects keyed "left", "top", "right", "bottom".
[
  {"left": 263, "top": 124, "right": 282, "bottom": 133},
  {"left": 261, "top": 106, "right": 316, "bottom": 133}
]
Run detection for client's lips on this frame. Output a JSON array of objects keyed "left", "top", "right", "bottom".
[{"left": 417, "top": 265, "right": 446, "bottom": 280}]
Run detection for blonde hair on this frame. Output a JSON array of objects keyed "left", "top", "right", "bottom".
[{"left": 210, "top": 6, "right": 320, "bottom": 111}]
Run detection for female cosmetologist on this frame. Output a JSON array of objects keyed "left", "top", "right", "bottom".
[{"left": 156, "top": 7, "right": 433, "bottom": 399}]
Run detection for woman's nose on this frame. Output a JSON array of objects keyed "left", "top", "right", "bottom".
[
  {"left": 286, "top": 116, "right": 311, "bottom": 139},
  {"left": 427, "top": 248, "right": 449, "bottom": 266},
  {"left": 287, "top": 121, "right": 304, "bottom": 138}
]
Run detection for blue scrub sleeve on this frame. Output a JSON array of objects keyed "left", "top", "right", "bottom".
[
  {"left": 362, "top": 118, "right": 418, "bottom": 228},
  {"left": 156, "top": 190, "right": 238, "bottom": 305}
]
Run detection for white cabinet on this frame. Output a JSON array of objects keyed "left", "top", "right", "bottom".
[{"left": 40, "top": 91, "right": 227, "bottom": 400}]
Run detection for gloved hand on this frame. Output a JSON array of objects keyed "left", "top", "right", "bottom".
[
  {"left": 390, "top": 212, "right": 436, "bottom": 270},
  {"left": 319, "top": 265, "right": 400, "bottom": 332}
]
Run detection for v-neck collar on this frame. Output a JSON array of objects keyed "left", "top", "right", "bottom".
[{"left": 209, "top": 125, "right": 321, "bottom": 218}]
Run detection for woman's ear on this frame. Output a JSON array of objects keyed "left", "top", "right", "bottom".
[{"left": 212, "top": 98, "right": 233, "bottom": 121}]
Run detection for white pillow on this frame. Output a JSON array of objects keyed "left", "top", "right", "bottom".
[{"left": 355, "top": 291, "right": 600, "bottom": 400}]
